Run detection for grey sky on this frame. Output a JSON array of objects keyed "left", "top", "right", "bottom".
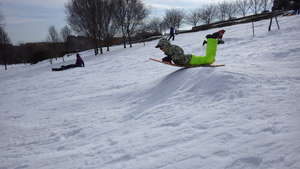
[{"left": 1, "top": 0, "right": 223, "bottom": 44}]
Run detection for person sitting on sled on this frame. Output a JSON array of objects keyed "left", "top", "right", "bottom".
[
  {"left": 52, "top": 53, "right": 85, "bottom": 71},
  {"left": 202, "top": 29, "right": 225, "bottom": 46},
  {"left": 156, "top": 35, "right": 219, "bottom": 67}
]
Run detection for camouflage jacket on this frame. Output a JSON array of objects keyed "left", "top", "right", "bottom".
[
  {"left": 156, "top": 39, "right": 191, "bottom": 66},
  {"left": 164, "top": 45, "right": 191, "bottom": 66}
]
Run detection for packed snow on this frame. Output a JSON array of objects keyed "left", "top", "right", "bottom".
[{"left": 1, "top": 15, "right": 300, "bottom": 169}]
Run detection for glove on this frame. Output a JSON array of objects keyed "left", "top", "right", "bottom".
[{"left": 162, "top": 56, "right": 172, "bottom": 63}]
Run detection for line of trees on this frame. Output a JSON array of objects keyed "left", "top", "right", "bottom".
[
  {"left": 183, "top": 0, "right": 274, "bottom": 27},
  {"left": 65, "top": 0, "right": 149, "bottom": 55},
  {"left": 139, "top": 0, "right": 274, "bottom": 34}
]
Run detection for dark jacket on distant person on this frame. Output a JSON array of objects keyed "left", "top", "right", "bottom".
[
  {"left": 168, "top": 27, "right": 175, "bottom": 41},
  {"left": 75, "top": 54, "right": 85, "bottom": 67}
]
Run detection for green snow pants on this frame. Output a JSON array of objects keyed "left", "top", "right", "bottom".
[{"left": 189, "top": 38, "right": 218, "bottom": 65}]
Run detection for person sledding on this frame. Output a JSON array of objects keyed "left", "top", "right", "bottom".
[
  {"left": 202, "top": 29, "right": 225, "bottom": 46},
  {"left": 155, "top": 35, "right": 219, "bottom": 67},
  {"left": 52, "top": 53, "right": 85, "bottom": 71}
]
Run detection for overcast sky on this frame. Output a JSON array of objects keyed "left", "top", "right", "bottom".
[{"left": 1, "top": 0, "right": 223, "bottom": 44}]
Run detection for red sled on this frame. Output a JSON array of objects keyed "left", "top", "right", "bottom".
[{"left": 149, "top": 58, "right": 225, "bottom": 68}]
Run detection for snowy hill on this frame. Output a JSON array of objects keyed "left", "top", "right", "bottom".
[{"left": 1, "top": 15, "right": 300, "bottom": 169}]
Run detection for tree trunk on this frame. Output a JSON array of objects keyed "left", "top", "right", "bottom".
[
  {"left": 106, "top": 43, "right": 110, "bottom": 51},
  {"left": 94, "top": 48, "right": 98, "bottom": 55},
  {"left": 94, "top": 39, "right": 98, "bottom": 55},
  {"left": 100, "top": 46, "right": 103, "bottom": 54},
  {"left": 252, "top": 20, "right": 255, "bottom": 37},
  {"left": 127, "top": 29, "right": 132, "bottom": 48},
  {"left": 128, "top": 35, "right": 132, "bottom": 48},
  {"left": 4, "top": 55, "right": 7, "bottom": 70},
  {"left": 123, "top": 36, "right": 127, "bottom": 48}
]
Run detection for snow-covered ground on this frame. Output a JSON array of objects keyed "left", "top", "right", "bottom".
[{"left": 1, "top": 15, "right": 300, "bottom": 169}]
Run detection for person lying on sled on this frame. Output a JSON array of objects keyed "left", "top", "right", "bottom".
[
  {"left": 155, "top": 35, "right": 219, "bottom": 67},
  {"left": 52, "top": 53, "right": 85, "bottom": 71}
]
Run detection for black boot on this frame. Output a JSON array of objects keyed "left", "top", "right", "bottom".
[
  {"left": 162, "top": 56, "right": 172, "bottom": 63},
  {"left": 218, "top": 40, "right": 224, "bottom": 44}
]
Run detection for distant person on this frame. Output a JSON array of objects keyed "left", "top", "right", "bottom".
[
  {"left": 167, "top": 27, "right": 175, "bottom": 41},
  {"left": 295, "top": 2, "right": 300, "bottom": 14},
  {"left": 156, "top": 35, "right": 219, "bottom": 66},
  {"left": 203, "top": 29, "right": 226, "bottom": 46},
  {"left": 52, "top": 53, "right": 85, "bottom": 71}
]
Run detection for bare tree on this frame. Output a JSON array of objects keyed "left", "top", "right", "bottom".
[
  {"left": 217, "top": 1, "right": 238, "bottom": 20},
  {"left": 260, "top": 0, "right": 271, "bottom": 11},
  {"left": 163, "top": 8, "right": 185, "bottom": 29},
  {"left": 94, "top": 0, "right": 106, "bottom": 54},
  {"left": 0, "top": 9, "right": 3, "bottom": 28},
  {"left": 0, "top": 7, "right": 12, "bottom": 70},
  {"left": 48, "top": 26, "right": 60, "bottom": 43},
  {"left": 60, "top": 25, "right": 72, "bottom": 42},
  {"left": 60, "top": 25, "right": 72, "bottom": 62},
  {"left": 0, "top": 14, "right": 2, "bottom": 26},
  {"left": 218, "top": 1, "right": 228, "bottom": 21},
  {"left": 144, "top": 17, "right": 162, "bottom": 33},
  {"left": 101, "top": 0, "right": 119, "bottom": 51},
  {"left": 125, "top": 0, "right": 149, "bottom": 47},
  {"left": 225, "top": 2, "right": 238, "bottom": 19},
  {"left": 114, "top": 0, "right": 149, "bottom": 48},
  {"left": 114, "top": 0, "right": 128, "bottom": 48},
  {"left": 236, "top": 0, "right": 251, "bottom": 16},
  {"left": 199, "top": 5, "right": 217, "bottom": 24},
  {"left": 0, "top": 26, "right": 11, "bottom": 70},
  {"left": 185, "top": 9, "right": 201, "bottom": 27},
  {"left": 47, "top": 26, "right": 61, "bottom": 63},
  {"left": 249, "top": 0, "right": 263, "bottom": 14},
  {"left": 66, "top": 0, "right": 100, "bottom": 55},
  {"left": 159, "top": 21, "right": 168, "bottom": 34}
]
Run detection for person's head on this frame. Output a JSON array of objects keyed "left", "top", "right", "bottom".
[
  {"left": 155, "top": 38, "right": 171, "bottom": 51},
  {"left": 76, "top": 53, "right": 80, "bottom": 58}
]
